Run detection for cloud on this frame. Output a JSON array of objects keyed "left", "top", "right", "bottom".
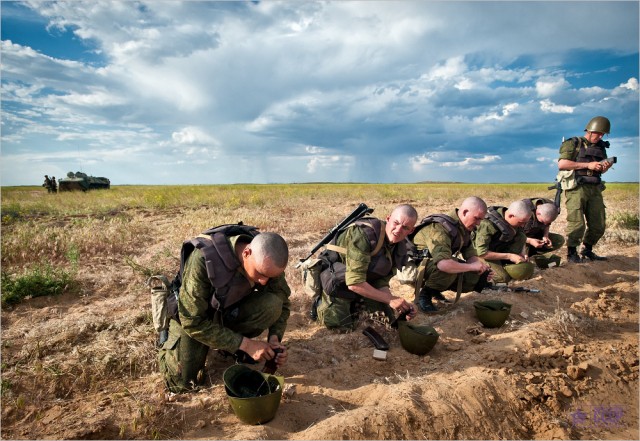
[{"left": 539, "top": 99, "right": 574, "bottom": 114}]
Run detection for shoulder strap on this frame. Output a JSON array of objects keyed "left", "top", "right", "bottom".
[
  {"left": 486, "top": 206, "right": 516, "bottom": 243},
  {"left": 325, "top": 217, "right": 385, "bottom": 256}
]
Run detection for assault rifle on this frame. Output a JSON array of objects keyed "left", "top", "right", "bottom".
[
  {"left": 296, "top": 202, "right": 373, "bottom": 267},
  {"left": 548, "top": 180, "right": 562, "bottom": 212}
]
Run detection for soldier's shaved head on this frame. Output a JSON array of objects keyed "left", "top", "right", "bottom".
[
  {"left": 391, "top": 204, "right": 418, "bottom": 222},
  {"left": 250, "top": 232, "right": 289, "bottom": 269},
  {"left": 536, "top": 203, "right": 559, "bottom": 224},
  {"left": 506, "top": 200, "right": 533, "bottom": 228},
  {"left": 458, "top": 196, "right": 487, "bottom": 231}
]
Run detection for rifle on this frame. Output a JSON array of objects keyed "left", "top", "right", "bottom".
[
  {"left": 548, "top": 180, "right": 562, "bottom": 213},
  {"left": 296, "top": 202, "right": 373, "bottom": 268}
]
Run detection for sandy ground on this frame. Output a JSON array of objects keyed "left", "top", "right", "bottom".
[{"left": 1, "top": 200, "right": 638, "bottom": 440}]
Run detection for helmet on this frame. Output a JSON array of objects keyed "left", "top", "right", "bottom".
[
  {"left": 504, "top": 262, "right": 535, "bottom": 280},
  {"left": 584, "top": 116, "right": 610, "bottom": 134},
  {"left": 223, "top": 365, "right": 284, "bottom": 425},
  {"left": 531, "top": 254, "right": 561, "bottom": 269},
  {"left": 398, "top": 321, "right": 439, "bottom": 355},
  {"left": 474, "top": 300, "right": 512, "bottom": 328}
]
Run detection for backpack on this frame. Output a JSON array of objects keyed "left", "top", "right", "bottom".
[{"left": 152, "top": 223, "right": 259, "bottom": 346}]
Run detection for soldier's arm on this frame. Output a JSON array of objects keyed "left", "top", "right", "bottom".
[{"left": 263, "top": 272, "right": 291, "bottom": 343}]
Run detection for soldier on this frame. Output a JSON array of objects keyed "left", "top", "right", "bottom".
[
  {"left": 522, "top": 198, "right": 565, "bottom": 267},
  {"left": 472, "top": 200, "right": 533, "bottom": 284},
  {"left": 314, "top": 204, "right": 418, "bottom": 332},
  {"left": 50, "top": 176, "right": 58, "bottom": 193},
  {"left": 42, "top": 175, "right": 52, "bottom": 193},
  {"left": 158, "top": 226, "right": 291, "bottom": 393},
  {"left": 411, "top": 196, "right": 493, "bottom": 313},
  {"left": 558, "top": 116, "right": 613, "bottom": 262}
]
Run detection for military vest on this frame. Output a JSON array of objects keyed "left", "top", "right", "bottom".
[
  {"left": 522, "top": 198, "right": 553, "bottom": 238},
  {"left": 485, "top": 206, "right": 516, "bottom": 247},
  {"left": 571, "top": 137, "right": 607, "bottom": 184},
  {"left": 410, "top": 213, "right": 470, "bottom": 255},
  {"left": 168, "top": 224, "right": 261, "bottom": 321}
]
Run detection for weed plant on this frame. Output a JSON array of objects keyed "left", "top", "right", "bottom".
[{"left": 1, "top": 263, "right": 78, "bottom": 307}]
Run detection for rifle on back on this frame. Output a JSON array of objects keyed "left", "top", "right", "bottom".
[{"left": 296, "top": 202, "right": 373, "bottom": 268}]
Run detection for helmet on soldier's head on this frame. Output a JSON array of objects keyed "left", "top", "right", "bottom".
[{"left": 584, "top": 116, "right": 610, "bottom": 134}]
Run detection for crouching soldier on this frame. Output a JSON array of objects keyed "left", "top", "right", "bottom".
[
  {"left": 314, "top": 204, "right": 418, "bottom": 332},
  {"left": 411, "top": 196, "right": 492, "bottom": 313},
  {"left": 158, "top": 225, "right": 291, "bottom": 393},
  {"left": 472, "top": 200, "right": 533, "bottom": 284},
  {"left": 522, "top": 198, "right": 565, "bottom": 268}
]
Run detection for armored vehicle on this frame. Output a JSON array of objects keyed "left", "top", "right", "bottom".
[{"left": 58, "top": 171, "right": 111, "bottom": 192}]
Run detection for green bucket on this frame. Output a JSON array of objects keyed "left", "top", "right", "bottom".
[{"left": 223, "top": 365, "right": 284, "bottom": 425}]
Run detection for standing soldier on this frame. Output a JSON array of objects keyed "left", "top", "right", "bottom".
[
  {"left": 557, "top": 116, "right": 613, "bottom": 262},
  {"left": 42, "top": 175, "right": 52, "bottom": 193},
  {"left": 50, "top": 176, "right": 58, "bottom": 193}
]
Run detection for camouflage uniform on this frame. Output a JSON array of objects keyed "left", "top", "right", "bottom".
[
  {"left": 522, "top": 198, "right": 565, "bottom": 260},
  {"left": 559, "top": 138, "right": 607, "bottom": 249},
  {"left": 411, "top": 210, "right": 480, "bottom": 293},
  {"left": 316, "top": 221, "right": 397, "bottom": 331},
  {"left": 158, "top": 234, "right": 291, "bottom": 393},
  {"left": 472, "top": 206, "right": 528, "bottom": 284}
]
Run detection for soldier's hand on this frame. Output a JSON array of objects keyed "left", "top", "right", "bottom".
[
  {"left": 389, "top": 297, "right": 412, "bottom": 315},
  {"left": 588, "top": 161, "right": 603, "bottom": 172},
  {"left": 268, "top": 337, "right": 288, "bottom": 367},
  {"left": 529, "top": 238, "right": 546, "bottom": 248},
  {"left": 510, "top": 253, "right": 527, "bottom": 264},
  {"left": 239, "top": 337, "right": 272, "bottom": 362}
]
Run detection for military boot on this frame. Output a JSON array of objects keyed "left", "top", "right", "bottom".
[
  {"left": 581, "top": 244, "right": 608, "bottom": 261},
  {"left": 309, "top": 295, "right": 321, "bottom": 321},
  {"left": 473, "top": 270, "right": 492, "bottom": 293},
  {"left": 567, "top": 247, "right": 582, "bottom": 263},
  {"left": 416, "top": 286, "right": 439, "bottom": 313}
]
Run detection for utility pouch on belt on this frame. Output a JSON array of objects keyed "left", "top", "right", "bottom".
[
  {"left": 147, "top": 275, "right": 171, "bottom": 347},
  {"left": 299, "top": 258, "right": 325, "bottom": 298},
  {"left": 556, "top": 170, "right": 578, "bottom": 191}
]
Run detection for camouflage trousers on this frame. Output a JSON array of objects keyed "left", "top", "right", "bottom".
[
  {"left": 564, "top": 185, "right": 606, "bottom": 248},
  {"left": 526, "top": 232, "right": 565, "bottom": 268},
  {"left": 485, "top": 234, "right": 529, "bottom": 284},
  {"left": 158, "top": 292, "right": 284, "bottom": 393},
  {"left": 316, "top": 291, "right": 395, "bottom": 332},
  {"left": 420, "top": 258, "right": 481, "bottom": 295}
]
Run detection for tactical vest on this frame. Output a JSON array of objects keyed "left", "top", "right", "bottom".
[
  {"left": 324, "top": 217, "right": 398, "bottom": 279},
  {"left": 485, "top": 206, "right": 516, "bottom": 247},
  {"left": 571, "top": 137, "right": 607, "bottom": 184},
  {"left": 522, "top": 198, "right": 553, "bottom": 238},
  {"left": 168, "top": 224, "right": 261, "bottom": 321},
  {"left": 410, "top": 213, "right": 470, "bottom": 255}
]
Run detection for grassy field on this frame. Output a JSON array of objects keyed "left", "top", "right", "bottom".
[{"left": 0, "top": 182, "right": 638, "bottom": 439}]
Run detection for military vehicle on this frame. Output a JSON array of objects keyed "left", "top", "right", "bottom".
[{"left": 58, "top": 171, "right": 111, "bottom": 192}]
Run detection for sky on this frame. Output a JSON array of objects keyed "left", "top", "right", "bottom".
[{"left": 1, "top": 0, "right": 638, "bottom": 186}]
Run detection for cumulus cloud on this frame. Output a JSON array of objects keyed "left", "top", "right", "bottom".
[{"left": 1, "top": 1, "right": 638, "bottom": 185}]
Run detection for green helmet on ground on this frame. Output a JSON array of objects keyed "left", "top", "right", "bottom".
[
  {"left": 223, "top": 365, "right": 284, "bottom": 425},
  {"left": 531, "top": 254, "right": 562, "bottom": 269},
  {"left": 398, "top": 321, "right": 439, "bottom": 355},
  {"left": 474, "top": 300, "right": 512, "bottom": 328},
  {"left": 584, "top": 116, "right": 611, "bottom": 134},
  {"left": 504, "top": 262, "right": 535, "bottom": 280}
]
